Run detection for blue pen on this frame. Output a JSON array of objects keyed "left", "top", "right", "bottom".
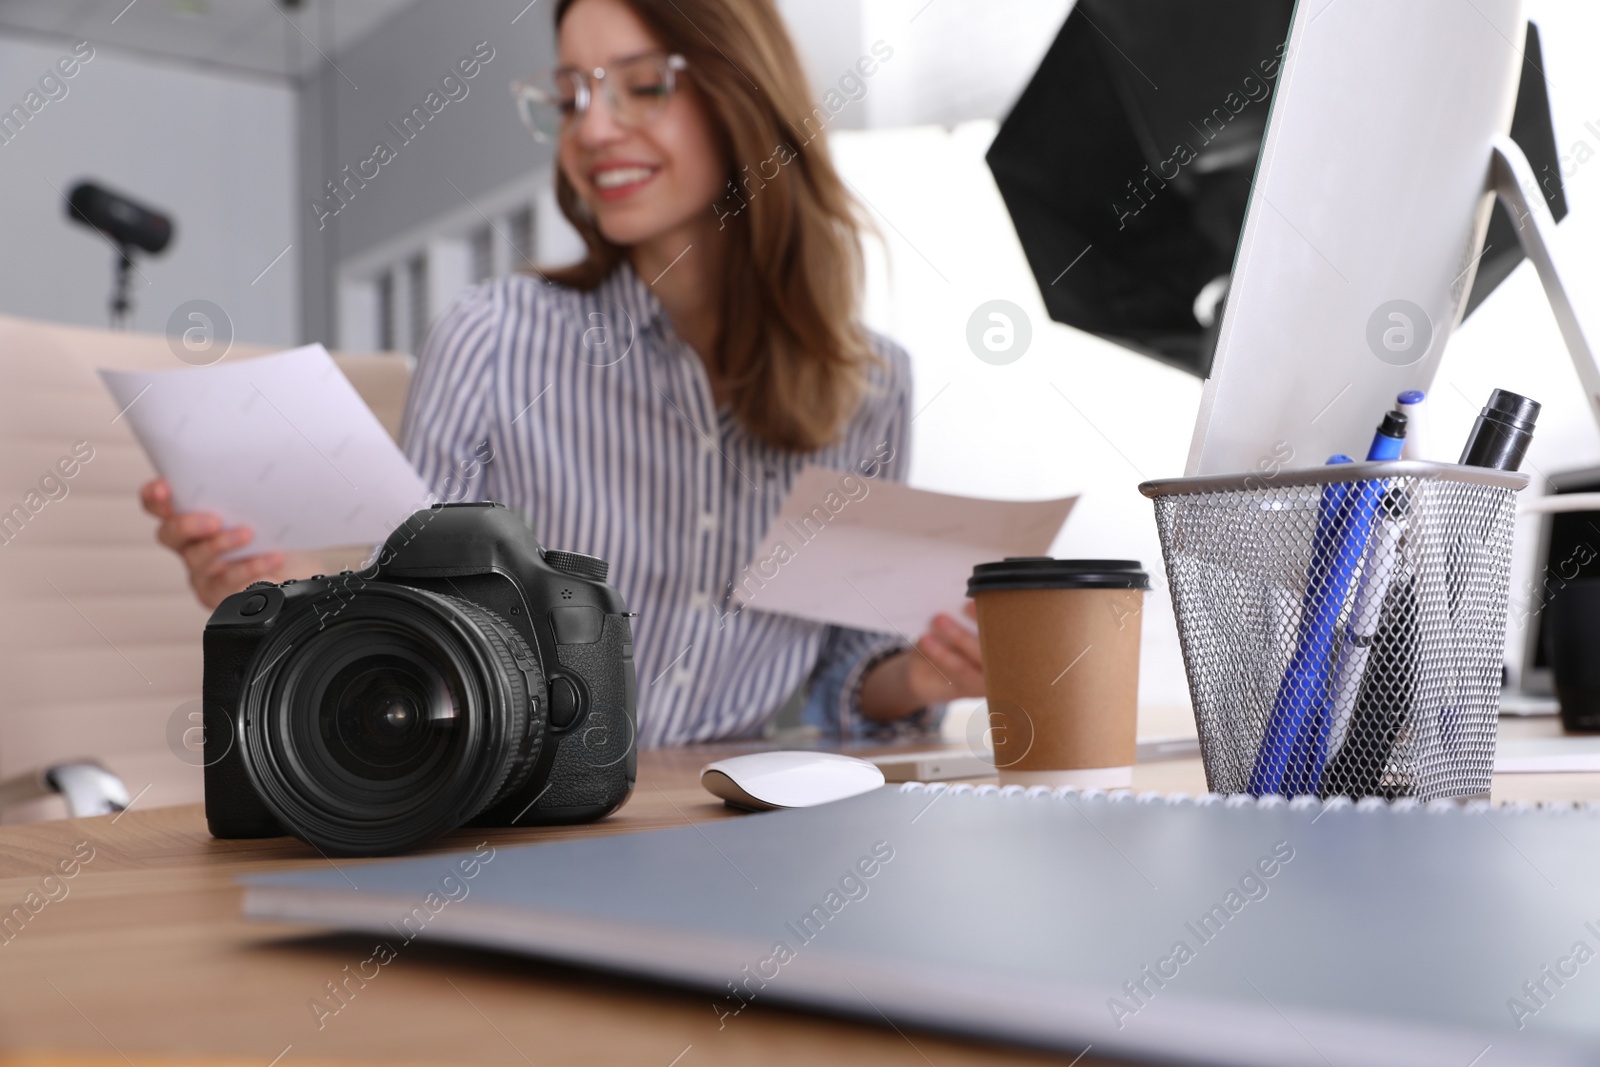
[
  {"left": 1250, "top": 454, "right": 1355, "bottom": 796},
  {"left": 1298, "top": 411, "right": 1409, "bottom": 791},
  {"left": 1253, "top": 410, "right": 1408, "bottom": 796}
]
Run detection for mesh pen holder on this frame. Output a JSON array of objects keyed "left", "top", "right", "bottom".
[{"left": 1140, "top": 461, "right": 1529, "bottom": 802}]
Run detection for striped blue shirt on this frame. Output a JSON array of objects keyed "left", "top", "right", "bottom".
[{"left": 399, "top": 262, "right": 935, "bottom": 747}]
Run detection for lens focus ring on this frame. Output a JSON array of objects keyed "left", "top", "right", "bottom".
[{"left": 432, "top": 592, "right": 547, "bottom": 810}]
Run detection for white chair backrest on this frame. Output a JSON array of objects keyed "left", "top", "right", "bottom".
[{"left": 0, "top": 314, "right": 413, "bottom": 823}]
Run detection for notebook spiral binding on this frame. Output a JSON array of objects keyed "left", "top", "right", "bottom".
[{"left": 896, "top": 780, "right": 1600, "bottom": 816}]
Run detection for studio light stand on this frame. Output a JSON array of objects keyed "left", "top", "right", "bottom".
[
  {"left": 65, "top": 181, "right": 175, "bottom": 331},
  {"left": 110, "top": 241, "right": 138, "bottom": 330}
]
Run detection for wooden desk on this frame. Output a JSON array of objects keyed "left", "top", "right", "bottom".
[{"left": 0, "top": 724, "right": 1592, "bottom": 1067}]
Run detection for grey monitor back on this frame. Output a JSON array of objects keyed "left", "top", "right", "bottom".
[{"left": 1187, "top": 0, "right": 1524, "bottom": 475}]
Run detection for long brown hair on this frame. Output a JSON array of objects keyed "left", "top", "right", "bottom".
[{"left": 548, "top": 0, "right": 877, "bottom": 453}]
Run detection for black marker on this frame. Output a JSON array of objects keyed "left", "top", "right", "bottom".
[{"left": 1459, "top": 389, "right": 1540, "bottom": 471}]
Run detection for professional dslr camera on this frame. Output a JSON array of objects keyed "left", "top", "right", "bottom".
[{"left": 202, "top": 502, "right": 637, "bottom": 855}]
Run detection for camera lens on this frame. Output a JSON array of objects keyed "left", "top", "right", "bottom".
[
  {"left": 321, "top": 647, "right": 452, "bottom": 781},
  {"left": 239, "top": 585, "right": 546, "bottom": 855}
]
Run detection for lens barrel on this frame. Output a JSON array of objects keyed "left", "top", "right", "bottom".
[{"left": 239, "top": 585, "right": 546, "bottom": 855}]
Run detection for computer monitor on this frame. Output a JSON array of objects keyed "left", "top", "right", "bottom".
[{"left": 1186, "top": 0, "right": 1586, "bottom": 476}]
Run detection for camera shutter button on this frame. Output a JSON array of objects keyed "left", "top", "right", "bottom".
[{"left": 239, "top": 593, "right": 269, "bottom": 617}]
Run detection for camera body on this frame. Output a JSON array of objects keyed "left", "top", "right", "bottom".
[{"left": 203, "top": 502, "right": 637, "bottom": 854}]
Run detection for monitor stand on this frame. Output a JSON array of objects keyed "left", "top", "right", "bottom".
[{"left": 1488, "top": 135, "right": 1600, "bottom": 431}]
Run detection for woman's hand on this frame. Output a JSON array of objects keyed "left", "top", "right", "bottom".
[
  {"left": 859, "top": 601, "right": 985, "bottom": 722},
  {"left": 140, "top": 478, "right": 306, "bottom": 610}
]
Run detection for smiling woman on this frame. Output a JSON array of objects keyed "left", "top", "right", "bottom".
[
  {"left": 540, "top": 0, "right": 875, "bottom": 453},
  {"left": 143, "top": 0, "right": 988, "bottom": 747}
]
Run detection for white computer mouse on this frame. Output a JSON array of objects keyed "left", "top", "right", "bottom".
[{"left": 700, "top": 751, "right": 886, "bottom": 811}]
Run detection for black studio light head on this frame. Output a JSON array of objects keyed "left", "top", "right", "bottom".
[
  {"left": 66, "top": 181, "right": 174, "bottom": 255},
  {"left": 66, "top": 180, "right": 175, "bottom": 327}
]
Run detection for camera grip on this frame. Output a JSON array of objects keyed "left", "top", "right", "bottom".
[{"left": 505, "top": 612, "right": 637, "bottom": 823}]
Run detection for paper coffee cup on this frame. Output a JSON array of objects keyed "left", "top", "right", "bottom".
[{"left": 968, "top": 558, "right": 1148, "bottom": 788}]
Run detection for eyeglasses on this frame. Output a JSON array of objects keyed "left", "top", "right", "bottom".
[{"left": 511, "top": 52, "right": 688, "bottom": 143}]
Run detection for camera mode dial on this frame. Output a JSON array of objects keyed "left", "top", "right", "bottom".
[{"left": 544, "top": 550, "right": 608, "bottom": 582}]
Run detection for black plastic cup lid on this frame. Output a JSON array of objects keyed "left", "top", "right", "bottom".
[{"left": 967, "top": 557, "right": 1149, "bottom": 594}]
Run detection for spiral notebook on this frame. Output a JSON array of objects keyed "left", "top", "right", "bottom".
[{"left": 243, "top": 786, "right": 1600, "bottom": 1067}]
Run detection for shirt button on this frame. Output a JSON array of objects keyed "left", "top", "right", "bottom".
[
  {"left": 698, "top": 512, "right": 718, "bottom": 532},
  {"left": 688, "top": 591, "right": 710, "bottom": 610},
  {"left": 699, "top": 436, "right": 716, "bottom": 455},
  {"left": 674, "top": 667, "right": 693, "bottom": 686}
]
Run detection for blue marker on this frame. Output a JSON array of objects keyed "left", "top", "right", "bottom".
[{"left": 1365, "top": 410, "right": 1409, "bottom": 463}]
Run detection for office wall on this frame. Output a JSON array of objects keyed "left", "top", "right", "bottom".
[
  {"left": 296, "top": 0, "right": 561, "bottom": 345},
  {"left": 0, "top": 35, "right": 297, "bottom": 347}
]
